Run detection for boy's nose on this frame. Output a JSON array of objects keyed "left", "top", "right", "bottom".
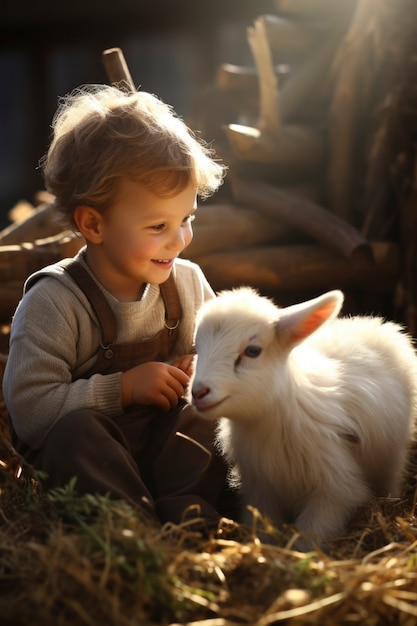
[{"left": 168, "top": 228, "right": 188, "bottom": 250}]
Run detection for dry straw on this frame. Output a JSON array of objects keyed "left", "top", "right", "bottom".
[{"left": 1, "top": 426, "right": 417, "bottom": 626}]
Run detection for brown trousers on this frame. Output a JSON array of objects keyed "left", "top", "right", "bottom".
[{"left": 11, "top": 261, "right": 229, "bottom": 527}]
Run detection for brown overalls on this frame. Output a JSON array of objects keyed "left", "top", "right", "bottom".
[{"left": 11, "top": 259, "right": 229, "bottom": 527}]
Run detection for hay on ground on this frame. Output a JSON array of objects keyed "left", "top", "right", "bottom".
[{"left": 1, "top": 436, "right": 417, "bottom": 626}]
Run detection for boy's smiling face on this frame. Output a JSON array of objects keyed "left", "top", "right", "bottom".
[{"left": 77, "top": 178, "right": 197, "bottom": 301}]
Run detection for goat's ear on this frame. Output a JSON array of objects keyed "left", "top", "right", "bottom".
[{"left": 275, "top": 290, "right": 344, "bottom": 349}]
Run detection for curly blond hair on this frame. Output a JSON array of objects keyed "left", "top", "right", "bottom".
[{"left": 41, "top": 84, "right": 226, "bottom": 227}]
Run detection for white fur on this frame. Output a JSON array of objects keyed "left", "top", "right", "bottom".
[{"left": 191, "top": 287, "right": 417, "bottom": 547}]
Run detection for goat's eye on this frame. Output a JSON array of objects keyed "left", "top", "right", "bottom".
[
  {"left": 234, "top": 344, "right": 262, "bottom": 368},
  {"left": 244, "top": 345, "right": 262, "bottom": 358}
]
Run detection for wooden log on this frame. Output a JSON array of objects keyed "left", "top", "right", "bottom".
[
  {"left": 7, "top": 199, "right": 35, "bottom": 225},
  {"left": 217, "top": 51, "right": 334, "bottom": 126},
  {"left": 326, "top": 0, "right": 372, "bottom": 221},
  {"left": 34, "top": 190, "right": 55, "bottom": 206},
  {"left": 231, "top": 177, "right": 369, "bottom": 260},
  {"left": 0, "top": 240, "right": 399, "bottom": 323},
  {"left": 216, "top": 62, "right": 330, "bottom": 128},
  {"left": 217, "top": 64, "right": 262, "bottom": 93},
  {"left": 102, "top": 48, "right": 136, "bottom": 92},
  {"left": 197, "top": 242, "right": 399, "bottom": 294},
  {"left": 7, "top": 191, "right": 55, "bottom": 225},
  {"left": 400, "top": 155, "right": 417, "bottom": 336},
  {"left": 228, "top": 14, "right": 325, "bottom": 167},
  {"left": 0, "top": 231, "right": 85, "bottom": 283},
  {"left": 0, "top": 202, "right": 63, "bottom": 246},
  {"left": 225, "top": 123, "right": 325, "bottom": 169},
  {"left": 216, "top": 63, "right": 290, "bottom": 92},
  {"left": 185, "top": 202, "right": 308, "bottom": 259},
  {"left": 247, "top": 15, "right": 280, "bottom": 135}
]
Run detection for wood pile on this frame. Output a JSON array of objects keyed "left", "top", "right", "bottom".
[
  {"left": 0, "top": 196, "right": 84, "bottom": 325},
  {"left": 188, "top": 0, "right": 417, "bottom": 325},
  {"left": 0, "top": 0, "right": 416, "bottom": 332}
]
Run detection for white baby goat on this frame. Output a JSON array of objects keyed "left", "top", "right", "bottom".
[{"left": 191, "top": 288, "right": 417, "bottom": 548}]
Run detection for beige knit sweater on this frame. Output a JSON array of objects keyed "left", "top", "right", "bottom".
[{"left": 3, "top": 247, "right": 214, "bottom": 449}]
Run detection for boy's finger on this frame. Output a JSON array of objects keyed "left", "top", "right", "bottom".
[{"left": 170, "top": 366, "right": 190, "bottom": 385}]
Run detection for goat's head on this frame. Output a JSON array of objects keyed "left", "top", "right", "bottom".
[{"left": 191, "top": 287, "right": 343, "bottom": 421}]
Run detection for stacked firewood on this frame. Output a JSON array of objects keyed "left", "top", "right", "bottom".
[
  {"left": 0, "top": 195, "right": 84, "bottom": 324},
  {"left": 186, "top": 0, "right": 417, "bottom": 326},
  {"left": 0, "top": 0, "right": 415, "bottom": 331}
]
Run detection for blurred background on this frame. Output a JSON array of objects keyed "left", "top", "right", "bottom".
[
  {"left": 0, "top": 0, "right": 275, "bottom": 225},
  {"left": 0, "top": 0, "right": 416, "bottom": 331}
]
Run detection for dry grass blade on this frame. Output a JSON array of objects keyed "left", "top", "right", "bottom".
[
  {"left": 255, "top": 591, "right": 346, "bottom": 625},
  {"left": 2, "top": 373, "right": 417, "bottom": 626}
]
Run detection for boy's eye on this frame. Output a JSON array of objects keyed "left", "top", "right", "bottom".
[{"left": 149, "top": 214, "right": 195, "bottom": 231}]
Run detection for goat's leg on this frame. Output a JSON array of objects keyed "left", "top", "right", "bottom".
[{"left": 294, "top": 472, "right": 371, "bottom": 550}]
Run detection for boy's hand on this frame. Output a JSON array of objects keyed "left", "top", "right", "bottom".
[
  {"left": 172, "top": 353, "right": 195, "bottom": 377},
  {"left": 121, "top": 361, "right": 190, "bottom": 411}
]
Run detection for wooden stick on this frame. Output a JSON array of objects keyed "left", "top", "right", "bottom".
[
  {"left": 216, "top": 63, "right": 259, "bottom": 92},
  {"left": 225, "top": 123, "right": 324, "bottom": 169},
  {"left": 231, "top": 177, "right": 371, "bottom": 260},
  {"left": 247, "top": 15, "right": 280, "bottom": 135},
  {"left": 326, "top": 0, "right": 370, "bottom": 220},
  {"left": 185, "top": 203, "right": 306, "bottom": 259},
  {"left": 102, "top": 48, "right": 136, "bottom": 92},
  {"left": 400, "top": 155, "right": 417, "bottom": 336},
  {"left": 0, "top": 232, "right": 85, "bottom": 282},
  {"left": 216, "top": 63, "right": 291, "bottom": 94},
  {"left": 0, "top": 202, "right": 62, "bottom": 245},
  {"left": 197, "top": 242, "right": 399, "bottom": 294},
  {"left": 7, "top": 199, "right": 35, "bottom": 224}
]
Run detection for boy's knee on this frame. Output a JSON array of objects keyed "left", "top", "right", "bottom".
[{"left": 43, "top": 409, "right": 121, "bottom": 450}]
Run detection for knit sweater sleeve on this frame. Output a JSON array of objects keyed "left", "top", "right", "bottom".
[{"left": 3, "top": 277, "right": 123, "bottom": 449}]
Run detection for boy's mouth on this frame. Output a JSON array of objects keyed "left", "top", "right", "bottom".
[{"left": 151, "top": 258, "right": 174, "bottom": 268}]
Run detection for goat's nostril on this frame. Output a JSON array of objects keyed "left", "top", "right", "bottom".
[{"left": 192, "top": 386, "right": 210, "bottom": 400}]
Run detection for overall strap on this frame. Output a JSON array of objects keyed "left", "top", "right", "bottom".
[
  {"left": 61, "top": 258, "right": 116, "bottom": 347},
  {"left": 160, "top": 272, "right": 182, "bottom": 335}
]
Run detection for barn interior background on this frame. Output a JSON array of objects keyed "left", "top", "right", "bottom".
[
  {"left": 0, "top": 0, "right": 416, "bottom": 339},
  {"left": 2, "top": 2, "right": 417, "bottom": 624}
]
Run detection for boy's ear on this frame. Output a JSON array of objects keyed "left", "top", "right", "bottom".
[{"left": 73, "top": 205, "right": 103, "bottom": 244}]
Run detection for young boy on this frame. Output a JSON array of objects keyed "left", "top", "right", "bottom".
[{"left": 3, "top": 84, "right": 229, "bottom": 529}]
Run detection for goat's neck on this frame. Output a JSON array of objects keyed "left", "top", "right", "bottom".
[
  {"left": 237, "top": 364, "right": 302, "bottom": 440},
  {"left": 249, "top": 352, "right": 336, "bottom": 438},
  {"left": 287, "top": 348, "right": 341, "bottom": 430}
]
